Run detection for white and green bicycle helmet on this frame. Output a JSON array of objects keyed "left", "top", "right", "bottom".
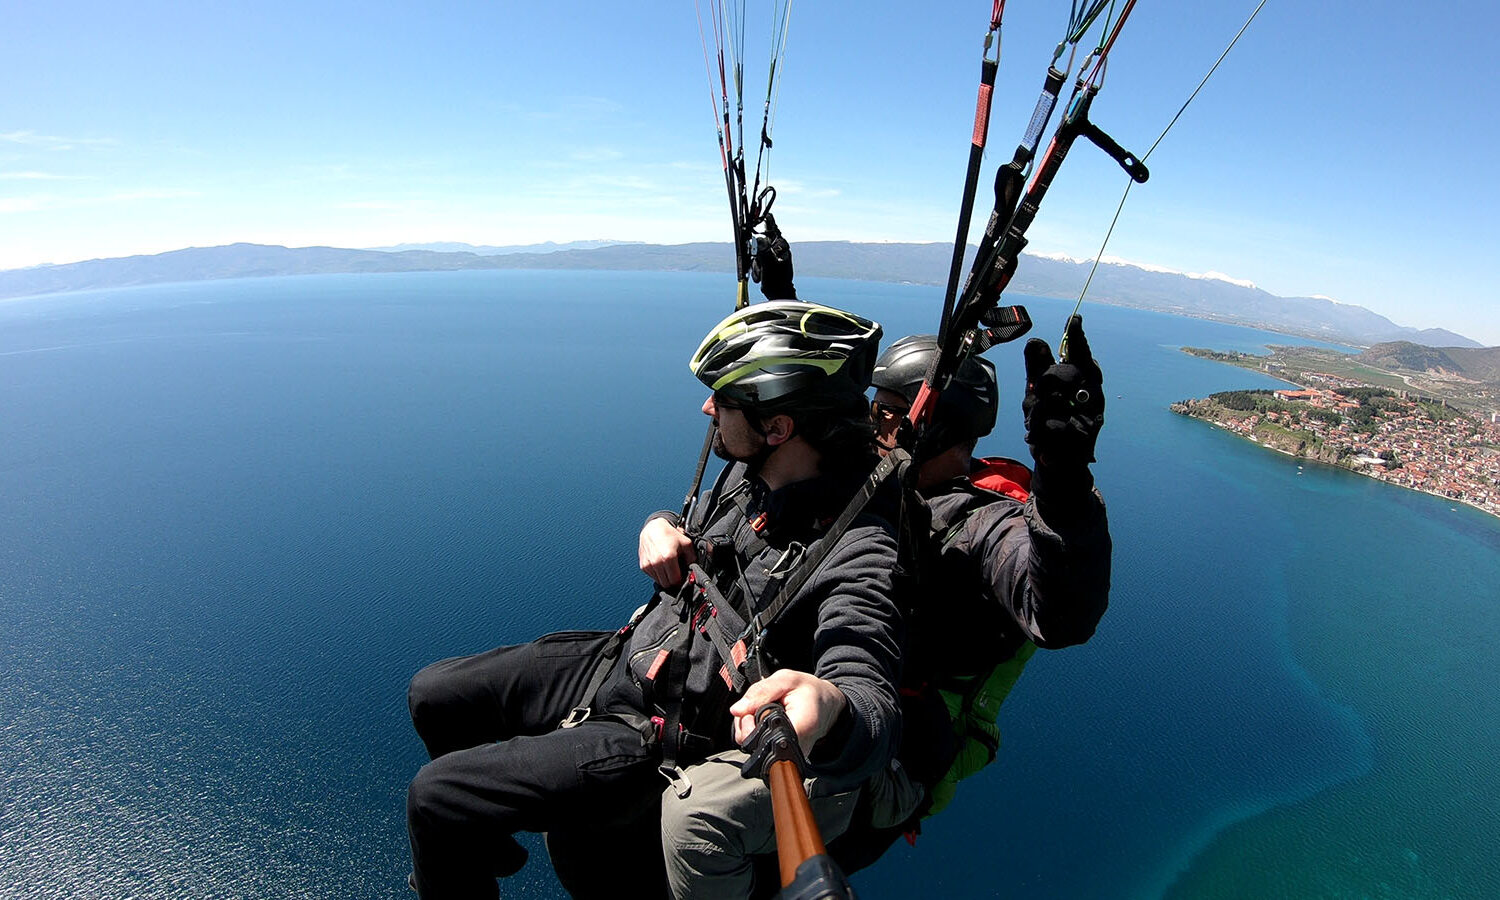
[{"left": 689, "top": 301, "right": 883, "bottom": 412}]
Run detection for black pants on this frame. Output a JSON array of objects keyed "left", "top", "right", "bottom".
[{"left": 406, "top": 631, "right": 664, "bottom": 899}]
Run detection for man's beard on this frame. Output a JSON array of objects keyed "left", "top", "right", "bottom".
[
  {"left": 711, "top": 425, "right": 772, "bottom": 470},
  {"left": 711, "top": 429, "right": 732, "bottom": 461}
]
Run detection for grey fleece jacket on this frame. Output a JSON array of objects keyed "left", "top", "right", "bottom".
[{"left": 596, "top": 462, "right": 902, "bottom": 789}]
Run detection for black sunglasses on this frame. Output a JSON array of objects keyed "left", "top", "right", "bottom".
[
  {"left": 713, "top": 391, "right": 745, "bottom": 409},
  {"left": 871, "top": 399, "right": 909, "bottom": 423}
]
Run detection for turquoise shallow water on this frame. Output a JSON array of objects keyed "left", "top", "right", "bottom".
[
  {"left": 1161, "top": 465, "right": 1500, "bottom": 898},
  {"left": 0, "top": 270, "right": 1495, "bottom": 898}
]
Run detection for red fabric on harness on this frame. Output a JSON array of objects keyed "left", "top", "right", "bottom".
[{"left": 970, "top": 456, "right": 1031, "bottom": 501}]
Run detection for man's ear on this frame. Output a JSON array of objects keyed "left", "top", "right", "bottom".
[{"left": 761, "top": 413, "right": 796, "bottom": 446}]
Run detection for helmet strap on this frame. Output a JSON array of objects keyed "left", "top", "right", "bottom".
[
  {"left": 742, "top": 407, "right": 769, "bottom": 438},
  {"left": 739, "top": 409, "right": 786, "bottom": 477}
]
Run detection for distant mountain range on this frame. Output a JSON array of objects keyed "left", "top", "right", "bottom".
[
  {"left": 1356, "top": 342, "right": 1500, "bottom": 382},
  {"left": 367, "top": 240, "right": 639, "bottom": 255},
  {"left": 0, "top": 241, "right": 1481, "bottom": 349}
]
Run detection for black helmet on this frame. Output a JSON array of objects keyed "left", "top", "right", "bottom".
[
  {"left": 871, "top": 334, "right": 997, "bottom": 451},
  {"left": 690, "top": 301, "right": 883, "bottom": 412}
]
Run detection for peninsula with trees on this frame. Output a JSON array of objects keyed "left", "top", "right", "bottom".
[{"left": 1172, "top": 342, "right": 1500, "bottom": 518}]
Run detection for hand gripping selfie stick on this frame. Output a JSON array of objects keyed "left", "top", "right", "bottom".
[{"left": 740, "top": 703, "right": 856, "bottom": 899}]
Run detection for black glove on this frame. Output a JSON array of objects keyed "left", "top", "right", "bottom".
[
  {"left": 750, "top": 213, "right": 797, "bottom": 301},
  {"left": 1023, "top": 314, "right": 1104, "bottom": 468}
]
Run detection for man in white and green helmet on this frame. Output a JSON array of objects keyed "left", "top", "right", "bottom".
[
  {"left": 651, "top": 318, "right": 1113, "bottom": 893},
  {"left": 405, "top": 301, "right": 903, "bottom": 899}
]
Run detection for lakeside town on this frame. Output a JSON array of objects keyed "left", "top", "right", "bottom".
[{"left": 1172, "top": 365, "right": 1500, "bottom": 519}]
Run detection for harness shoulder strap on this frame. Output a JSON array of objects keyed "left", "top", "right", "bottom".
[{"left": 746, "top": 449, "right": 911, "bottom": 656}]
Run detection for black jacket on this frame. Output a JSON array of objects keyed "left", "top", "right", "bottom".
[
  {"left": 910, "top": 459, "right": 1110, "bottom": 671},
  {"left": 898, "top": 457, "right": 1111, "bottom": 783}
]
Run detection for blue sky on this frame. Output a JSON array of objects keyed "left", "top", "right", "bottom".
[{"left": 3, "top": 1, "right": 1498, "bottom": 344}]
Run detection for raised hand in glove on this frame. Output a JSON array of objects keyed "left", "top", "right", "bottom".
[
  {"left": 1023, "top": 314, "right": 1104, "bottom": 468},
  {"left": 750, "top": 213, "right": 797, "bottom": 301}
]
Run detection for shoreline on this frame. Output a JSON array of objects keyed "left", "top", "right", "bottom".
[{"left": 1194, "top": 415, "right": 1500, "bottom": 521}]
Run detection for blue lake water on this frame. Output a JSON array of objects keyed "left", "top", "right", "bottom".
[{"left": 1, "top": 270, "right": 1496, "bottom": 898}]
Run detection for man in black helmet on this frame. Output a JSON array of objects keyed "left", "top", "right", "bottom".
[
  {"left": 404, "top": 301, "right": 903, "bottom": 899},
  {"left": 828, "top": 315, "right": 1112, "bottom": 871}
]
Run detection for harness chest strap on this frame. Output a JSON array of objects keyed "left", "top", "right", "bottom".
[{"left": 685, "top": 562, "right": 753, "bottom": 694}]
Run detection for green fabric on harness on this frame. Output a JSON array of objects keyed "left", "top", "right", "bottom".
[
  {"left": 927, "top": 641, "right": 1037, "bottom": 817},
  {"left": 918, "top": 457, "right": 1038, "bottom": 817}
]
